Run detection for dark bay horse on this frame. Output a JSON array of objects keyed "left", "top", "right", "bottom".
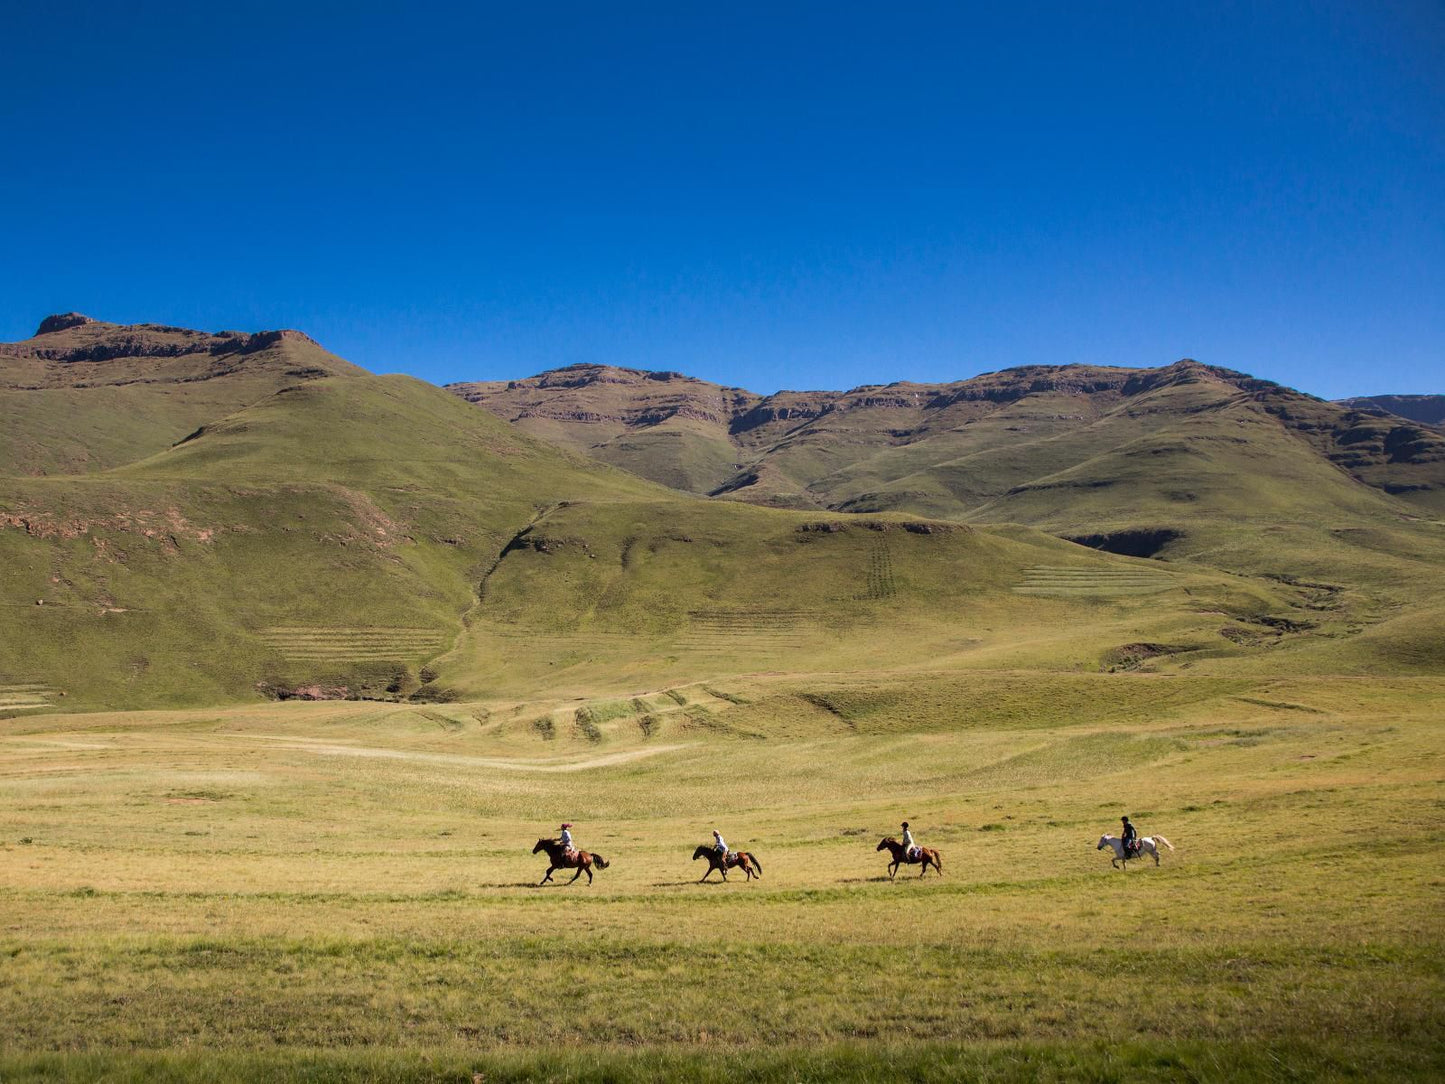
[
  {"left": 691, "top": 845, "right": 763, "bottom": 882},
  {"left": 877, "top": 836, "right": 943, "bottom": 878},
  {"left": 533, "top": 837, "right": 610, "bottom": 885}
]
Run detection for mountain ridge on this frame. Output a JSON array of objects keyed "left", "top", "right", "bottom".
[
  {"left": 450, "top": 358, "right": 1445, "bottom": 519},
  {"left": 1336, "top": 394, "right": 1445, "bottom": 427}
]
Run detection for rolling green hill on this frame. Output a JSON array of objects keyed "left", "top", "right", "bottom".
[
  {"left": 425, "top": 498, "right": 1306, "bottom": 702},
  {"left": 0, "top": 313, "right": 367, "bottom": 475},
  {"left": 0, "top": 318, "right": 668, "bottom": 707},
  {"left": 3, "top": 316, "right": 1443, "bottom": 712}
]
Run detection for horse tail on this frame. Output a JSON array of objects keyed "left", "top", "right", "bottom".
[
  {"left": 1154, "top": 836, "right": 1174, "bottom": 852},
  {"left": 932, "top": 849, "right": 942, "bottom": 871},
  {"left": 592, "top": 853, "right": 609, "bottom": 870},
  {"left": 748, "top": 852, "right": 762, "bottom": 876}
]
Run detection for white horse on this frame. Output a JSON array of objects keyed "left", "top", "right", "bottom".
[{"left": 1097, "top": 833, "right": 1173, "bottom": 869}]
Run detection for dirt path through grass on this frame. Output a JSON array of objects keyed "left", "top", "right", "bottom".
[{"left": 234, "top": 733, "right": 696, "bottom": 771}]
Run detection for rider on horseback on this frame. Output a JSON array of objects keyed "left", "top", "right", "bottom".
[
  {"left": 1120, "top": 815, "right": 1138, "bottom": 858},
  {"left": 901, "top": 821, "right": 921, "bottom": 861},
  {"left": 712, "top": 829, "right": 729, "bottom": 865},
  {"left": 559, "top": 822, "right": 576, "bottom": 859}
]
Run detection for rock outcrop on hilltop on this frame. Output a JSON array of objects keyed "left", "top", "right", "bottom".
[
  {"left": 34, "top": 312, "right": 95, "bottom": 334},
  {"left": 3, "top": 313, "right": 321, "bottom": 365},
  {"left": 454, "top": 363, "right": 760, "bottom": 430}
]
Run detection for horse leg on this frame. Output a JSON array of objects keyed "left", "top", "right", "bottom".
[
  {"left": 568, "top": 866, "right": 582, "bottom": 884},
  {"left": 541, "top": 864, "right": 556, "bottom": 884},
  {"left": 584, "top": 866, "right": 592, "bottom": 885},
  {"left": 888, "top": 861, "right": 898, "bottom": 880},
  {"left": 700, "top": 867, "right": 712, "bottom": 883},
  {"left": 1152, "top": 848, "right": 1161, "bottom": 866}
]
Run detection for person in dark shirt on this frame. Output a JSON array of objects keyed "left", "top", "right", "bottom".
[{"left": 1120, "top": 815, "right": 1138, "bottom": 857}]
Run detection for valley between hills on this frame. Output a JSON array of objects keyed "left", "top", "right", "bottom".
[{"left": 1, "top": 314, "right": 1441, "bottom": 1080}]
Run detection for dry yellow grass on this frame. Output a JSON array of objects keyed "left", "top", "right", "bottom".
[{"left": 1, "top": 672, "right": 1440, "bottom": 1079}]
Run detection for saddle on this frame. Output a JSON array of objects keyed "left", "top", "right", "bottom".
[
  {"left": 723, "top": 851, "right": 740, "bottom": 868},
  {"left": 1124, "top": 839, "right": 1142, "bottom": 858},
  {"left": 907, "top": 845, "right": 923, "bottom": 861}
]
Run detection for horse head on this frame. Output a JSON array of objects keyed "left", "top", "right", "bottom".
[
  {"left": 533, "top": 838, "right": 552, "bottom": 854},
  {"left": 691, "top": 845, "right": 711, "bottom": 861},
  {"left": 1096, "top": 835, "right": 1111, "bottom": 851},
  {"left": 877, "top": 837, "right": 898, "bottom": 852}
]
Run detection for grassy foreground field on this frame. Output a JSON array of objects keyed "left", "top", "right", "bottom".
[{"left": 1, "top": 671, "right": 1440, "bottom": 1081}]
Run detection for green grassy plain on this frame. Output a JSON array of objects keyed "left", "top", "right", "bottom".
[{"left": 1, "top": 671, "right": 1440, "bottom": 1081}]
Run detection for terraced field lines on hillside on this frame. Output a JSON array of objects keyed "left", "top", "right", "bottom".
[
  {"left": 1013, "top": 566, "right": 1178, "bottom": 596},
  {"left": 674, "top": 610, "right": 821, "bottom": 650},
  {"left": 0, "top": 684, "right": 56, "bottom": 711},
  {"left": 857, "top": 537, "right": 898, "bottom": 600},
  {"left": 259, "top": 627, "right": 448, "bottom": 661}
]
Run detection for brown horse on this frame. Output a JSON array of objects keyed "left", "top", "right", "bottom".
[
  {"left": 877, "top": 836, "right": 943, "bottom": 878},
  {"left": 533, "top": 837, "right": 610, "bottom": 885},
  {"left": 691, "top": 844, "right": 763, "bottom": 882}
]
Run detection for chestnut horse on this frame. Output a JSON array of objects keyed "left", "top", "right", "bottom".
[
  {"left": 533, "top": 837, "right": 610, "bottom": 885},
  {"left": 877, "top": 836, "right": 943, "bottom": 878},
  {"left": 691, "top": 845, "right": 763, "bottom": 882}
]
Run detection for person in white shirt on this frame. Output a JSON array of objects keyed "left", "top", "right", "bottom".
[
  {"left": 712, "top": 829, "right": 729, "bottom": 862},
  {"left": 901, "top": 821, "right": 919, "bottom": 860},
  {"left": 559, "top": 823, "right": 575, "bottom": 857}
]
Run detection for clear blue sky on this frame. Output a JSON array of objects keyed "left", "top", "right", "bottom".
[{"left": 3, "top": 2, "right": 1441, "bottom": 398}]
